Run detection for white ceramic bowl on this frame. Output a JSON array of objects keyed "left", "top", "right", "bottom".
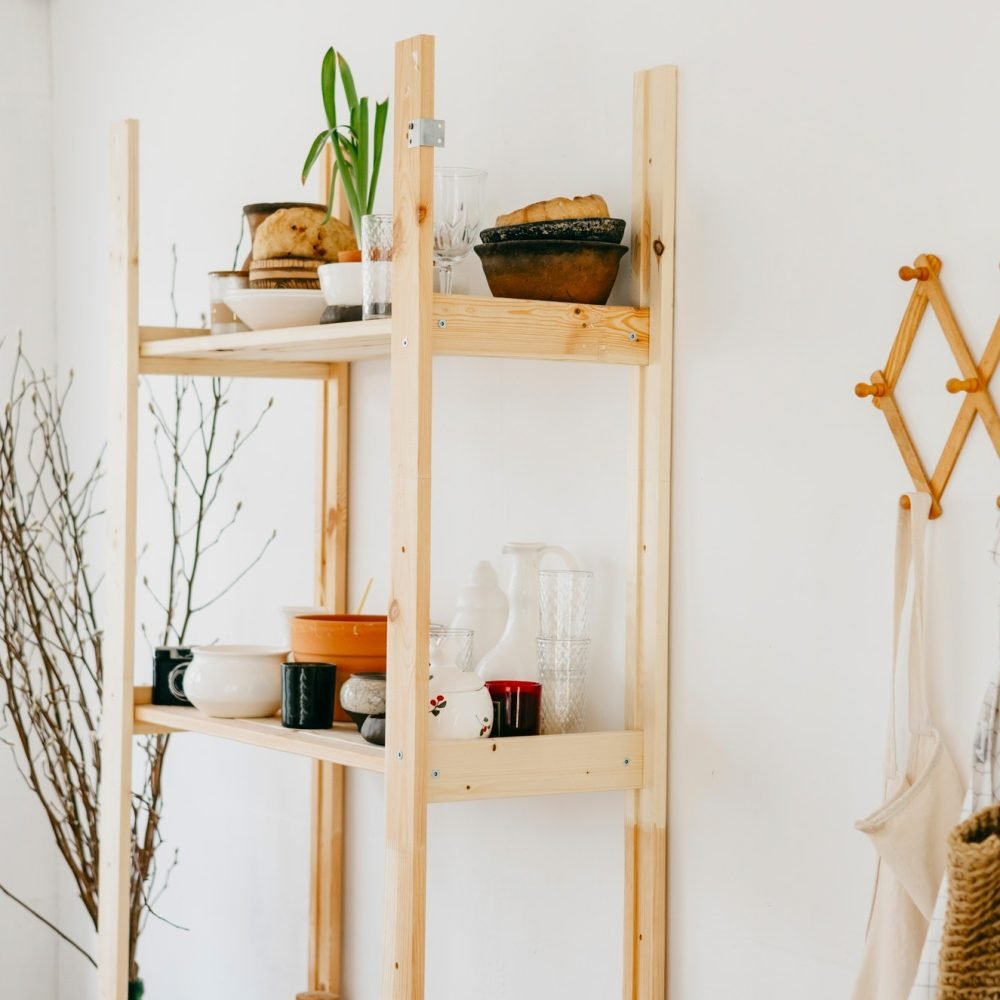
[
  {"left": 317, "top": 261, "right": 363, "bottom": 307},
  {"left": 223, "top": 289, "right": 325, "bottom": 331},
  {"left": 183, "top": 645, "right": 288, "bottom": 718}
]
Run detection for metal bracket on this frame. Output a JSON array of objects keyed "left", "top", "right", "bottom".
[{"left": 407, "top": 118, "right": 445, "bottom": 148}]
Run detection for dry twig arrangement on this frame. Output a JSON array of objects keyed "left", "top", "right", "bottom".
[{"left": 0, "top": 248, "right": 274, "bottom": 982}]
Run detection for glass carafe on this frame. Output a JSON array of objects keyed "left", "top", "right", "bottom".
[{"left": 476, "top": 542, "right": 576, "bottom": 682}]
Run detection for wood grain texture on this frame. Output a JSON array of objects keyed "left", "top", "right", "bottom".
[
  {"left": 624, "top": 65, "right": 676, "bottom": 1000},
  {"left": 381, "top": 33, "right": 435, "bottom": 1000},
  {"left": 138, "top": 297, "right": 649, "bottom": 369},
  {"left": 97, "top": 119, "right": 140, "bottom": 1000},
  {"left": 139, "top": 356, "right": 331, "bottom": 379},
  {"left": 427, "top": 731, "right": 644, "bottom": 802},
  {"left": 433, "top": 296, "right": 648, "bottom": 363},
  {"left": 309, "top": 360, "right": 350, "bottom": 995},
  {"left": 309, "top": 761, "right": 345, "bottom": 994},
  {"left": 132, "top": 705, "right": 385, "bottom": 769}
]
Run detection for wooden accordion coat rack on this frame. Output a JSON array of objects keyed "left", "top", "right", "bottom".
[{"left": 855, "top": 253, "right": 1000, "bottom": 517}]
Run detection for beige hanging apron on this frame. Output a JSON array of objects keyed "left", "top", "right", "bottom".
[{"left": 852, "top": 493, "right": 964, "bottom": 1000}]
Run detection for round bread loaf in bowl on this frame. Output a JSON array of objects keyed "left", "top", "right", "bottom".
[{"left": 253, "top": 207, "right": 357, "bottom": 263}]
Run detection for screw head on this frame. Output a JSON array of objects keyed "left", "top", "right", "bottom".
[
  {"left": 402, "top": 337, "right": 408, "bottom": 347},
  {"left": 624, "top": 758, "right": 631, "bottom": 766},
  {"left": 438, "top": 319, "right": 446, "bottom": 328},
  {"left": 431, "top": 769, "right": 440, "bottom": 778},
  {"left": 396, "top": 751, "right": 403, "bottom": 760},
  {"left": 628, "top": 332, "right": 637, "bottom": 342}
]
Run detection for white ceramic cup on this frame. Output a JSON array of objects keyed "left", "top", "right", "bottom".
[{"left": 183, "top": 645, "right": 288, "bottom": 719}]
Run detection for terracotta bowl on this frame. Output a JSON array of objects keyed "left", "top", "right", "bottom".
[
  {"left": 474, "top": 240, "right": 628, "bottom": 305},
  {"left": 290, "top": 614, "right": 387, "bottom": 722}
]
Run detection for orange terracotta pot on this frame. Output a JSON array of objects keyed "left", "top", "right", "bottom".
[{"left": 290, "top": 614, "right": 387, "bottom": 722}]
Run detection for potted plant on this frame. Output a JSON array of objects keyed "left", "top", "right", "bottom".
[{"left": 302, "top": 47, "right": 388, "bottom": 321}]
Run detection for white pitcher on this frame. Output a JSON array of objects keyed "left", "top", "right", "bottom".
[{"left": 477, "top": 542, "right": 576, "bottom": 683}]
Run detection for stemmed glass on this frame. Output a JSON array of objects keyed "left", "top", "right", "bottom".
[{"left": 433, "top": 167, "right": 486, "bottom": 294}]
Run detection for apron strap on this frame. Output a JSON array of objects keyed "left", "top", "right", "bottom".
[{"left": 886, "top": 492, "right": 933, "bottom": 776}]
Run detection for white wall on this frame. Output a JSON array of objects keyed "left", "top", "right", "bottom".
[
  {"left": 40, "top": 0, "right": 1000, "bottom": 997},
  {"left": 0, "top": 0, "right": 61, "bottom": 995}
]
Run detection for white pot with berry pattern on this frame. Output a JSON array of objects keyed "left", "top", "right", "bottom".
[{"left": 427, "top": 665, "right": 493, "bottom": 740}]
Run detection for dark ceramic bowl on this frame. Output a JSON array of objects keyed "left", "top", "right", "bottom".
[
  {"left": 479, "top": 217, "right": 626, "bottom": 245},
  {"left": 474, "top": 240, "right": 628, "bottom": 305}
]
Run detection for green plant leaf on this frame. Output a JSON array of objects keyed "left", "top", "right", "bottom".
[
  {"left": 323, "top": 156, "right": 338, "bottom": 224},
  {"left": 337, "top": 51, "right": 359, "bottom": 112},
  {"left": 301, "top": 128, "right": 332, "bottom": 184},
  {"left": 357, "top": 97, "right": 369, "bottom": 213},
  {"left": 368, "top": 98, "right": 389, "bottom": 213},
  {"left": 331, "top": 132, "right": 363, "bottom": 242},
  {"left": 321, "top": 47, "right": 338, "bottom": 129}
]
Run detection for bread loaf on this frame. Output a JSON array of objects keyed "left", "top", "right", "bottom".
[
  {"left": 253, "top": 206, "right": 357, "bottom": 262},
  {"left": 496, "top": 194, "right": 609, "bottom": 228}
]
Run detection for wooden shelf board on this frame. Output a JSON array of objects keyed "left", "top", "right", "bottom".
[
  {"left": 133, "top": 702, "right": 643, "bottom": 801},
  {"left": 134, "top": 704, "right": 385, "bottom": 772},
  {"left": 427, "top": 729, "right": 644, "bottom": 803},
  {"left": 138, "top": 294, "right": 649, "bottom": 375}
]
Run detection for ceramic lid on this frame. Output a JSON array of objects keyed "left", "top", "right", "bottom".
[{"left": 428, "top": 665, "right": 484, "bottom": 693}]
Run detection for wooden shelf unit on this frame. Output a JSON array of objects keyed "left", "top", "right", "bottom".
[{"left": 96, "top": 34, "right": 676, "bottom": 1000}]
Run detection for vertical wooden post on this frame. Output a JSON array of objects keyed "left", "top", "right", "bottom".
[
  {"left": 309, "top": 169, "right": 354, "bottom": 994},
  {"left": 309, "top": 362, "right": 350, "bottom": 994},
  {"left": 381, "top": 33, "right": 435, "bottom": 1000},
  {"left": 624, "top": 67, "right": 677, "bottom": 1000},
  {"left": 97, "top": 118, "right": 140, "bottom": 998}
]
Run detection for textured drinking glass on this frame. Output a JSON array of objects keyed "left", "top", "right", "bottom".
[
  {"left": 361, "top": 213, "right": 393, "bottom": 319},
  {"left": 537, "top": 638, "right": 589, "bottom": 734},
  {"left": 429, "top": 625, "right": 475, "bottom": 672},
  {"left": 208, "top": 270, "right": 249, "bottom": 334},
  {"left": 538, "top": 570, "right": 593, "bottom": 639},
  {"left": 433, "top": 167, "right": 486, "bottom": 294}
]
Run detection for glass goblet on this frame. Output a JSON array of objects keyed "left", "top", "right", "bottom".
[{"left": 433, "top": 167, "right": 486, "bottom": 294}]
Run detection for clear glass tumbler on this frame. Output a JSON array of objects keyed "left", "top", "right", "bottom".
[
  {"left": 208, "top": 270, "right": 249, "bottom": 334},
  {"left": 537, "top": 637, "right": 590, "bottom": 734},
  {"left": 538, "top": 570, "right": 593, "bottom": 640},
  {"left": 429, "top": 625, "right": 475, "bottom": 672},
  {"left": 361, "top": 213, "right": 393, "bottom": 320}
]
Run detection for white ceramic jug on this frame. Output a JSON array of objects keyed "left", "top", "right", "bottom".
[
  {"left": 449, "top": 560, "right": 509, "bottom": 668},
  {"left": 477, "top": 542, "right": 577, "bottom": 683}
]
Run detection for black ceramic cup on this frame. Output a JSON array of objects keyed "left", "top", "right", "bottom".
[
  {"left": 282, "top": 662, "right": 336, "bottom": 729},
  {"left": 152, "top": 647, "right": 193, "bottom": 706}
]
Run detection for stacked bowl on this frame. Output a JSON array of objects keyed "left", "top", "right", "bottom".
[{"left": 474, "top": 217, "right": 628, "bottom": 305}]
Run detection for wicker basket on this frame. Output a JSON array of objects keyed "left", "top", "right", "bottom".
[
  {"left": 940, "top": 803, "right": 1000, "bottom": 998},
  {"left": 249, "top": 257, "right": 320, "bottom": 290}
]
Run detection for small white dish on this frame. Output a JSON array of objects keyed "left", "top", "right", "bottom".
[
  {"left": 223, "top": 289, "right": 326, "bottom": 331},
  {"left": 183, "top": 645, "right": 288, "bottom": 718},
  {"left": 318, "top": 262, "right": 363, "bottom": 307}
]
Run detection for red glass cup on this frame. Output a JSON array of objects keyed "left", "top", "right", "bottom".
[{"left": 486, "top": 680, "right": 542, "bottom": 738}]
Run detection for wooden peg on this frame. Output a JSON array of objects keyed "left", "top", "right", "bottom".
[
  {"left": 899, "top": 265, "right": 931, "bottom": 282},
  {"left": 946, "top": 376, "right": 980, "bottom": 394},
  {"left": 900, "top": 493, "right": 942, "bottom": 517},
  {"left": 855, "top": 381, "right": 886, "bottom": 398}
]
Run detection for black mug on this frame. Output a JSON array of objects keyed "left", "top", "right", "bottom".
[
  {"left": 152, "top": 647, "right": 193, "bottom": 706},
  {"left": 282, "top": 662, "right": 336, "bottom": 729}
]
